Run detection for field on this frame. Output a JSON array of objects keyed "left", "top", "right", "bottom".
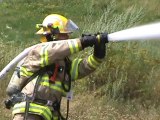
[{"left": 0, "top": 0, "right": 160, "bottom": 119}]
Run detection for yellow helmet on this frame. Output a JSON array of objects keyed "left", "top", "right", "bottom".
[{"left": 36, "top": 14, "right": 79, "bottom": 35}]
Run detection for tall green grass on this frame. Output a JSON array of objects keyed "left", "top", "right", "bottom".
[{"left": 73, "top": 0, "right": 160, "bottom": 105}]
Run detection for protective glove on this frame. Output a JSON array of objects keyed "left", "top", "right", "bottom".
[
  {"left": 4, "top": 92, "right": 26, "bottom": 109},
  {"left": 80, "top": 33, "right": 108, "bottom": 49}
]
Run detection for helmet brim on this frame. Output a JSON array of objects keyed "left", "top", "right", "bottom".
[
  {"left": 36, "top": 28, "right": 72, "bottom": 35},
  {"left": 36, "top": 28, "right": 44, "bottom": 35}
]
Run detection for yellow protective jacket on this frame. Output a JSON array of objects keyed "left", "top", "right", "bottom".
[{"left": 9, "top": 38, "right": 103, "bottom": 120}]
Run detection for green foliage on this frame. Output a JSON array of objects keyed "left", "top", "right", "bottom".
[{"left": 73, "top": 0, "right": 160, "bottom": 105}]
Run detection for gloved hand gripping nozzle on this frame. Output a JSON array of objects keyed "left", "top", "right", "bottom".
[{"left": 80, "top": 33, "right": 108, "bottom": 59}]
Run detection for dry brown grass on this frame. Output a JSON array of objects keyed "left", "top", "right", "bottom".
[{"left": 63, "top": 93, "right": 160, "bottom": 120}]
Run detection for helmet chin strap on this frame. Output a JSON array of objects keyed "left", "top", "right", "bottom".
[
  {"left": 45, "top": 34, "right": 56, "bottom": 41},
  {"left": 45, "top": 27, "right": 60, "bottom": 41}
]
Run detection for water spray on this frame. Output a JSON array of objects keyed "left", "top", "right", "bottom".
[
  {"left": 0, "top": 22, "right": 160, "bottom": 80},
  {"left": 108, "top": 22, "right": 160, "bottom": 42}
]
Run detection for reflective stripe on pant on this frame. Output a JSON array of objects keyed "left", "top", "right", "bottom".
[
  {"left": 13, "top": 113, "right": 43, "bottom": 120},
  {"left": 13, "top": 102, "right": 53, "bottom": 120}
]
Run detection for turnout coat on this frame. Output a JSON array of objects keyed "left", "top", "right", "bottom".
[{"left": 7, "top": 38, "right": 103, "bottom": 120}]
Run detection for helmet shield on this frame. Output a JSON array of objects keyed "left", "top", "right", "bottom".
[{"left": 65, "top": 19, "right": 79, "bottom": 33}]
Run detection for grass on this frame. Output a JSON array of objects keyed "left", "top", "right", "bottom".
[
  {"left": 64, "top": 93, "right": 160, "bottom": 120},
  {"left": 0, "top": 0, "right": 160, "bottom": 119}
]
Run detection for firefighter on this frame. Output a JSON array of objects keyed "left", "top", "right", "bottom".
[{"left": 5, "top": 14, "right": 108, "bottom": 120}]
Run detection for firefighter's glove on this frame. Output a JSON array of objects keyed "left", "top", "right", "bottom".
[
  {"left": 4, "top": 93, "right": 26, "bottom": 109},
  {"left": 80, "top": 33, "right": 108, "bottom": 49},
  {"left": 94, "top": 33, "right": 108, "bottom": 59}
]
